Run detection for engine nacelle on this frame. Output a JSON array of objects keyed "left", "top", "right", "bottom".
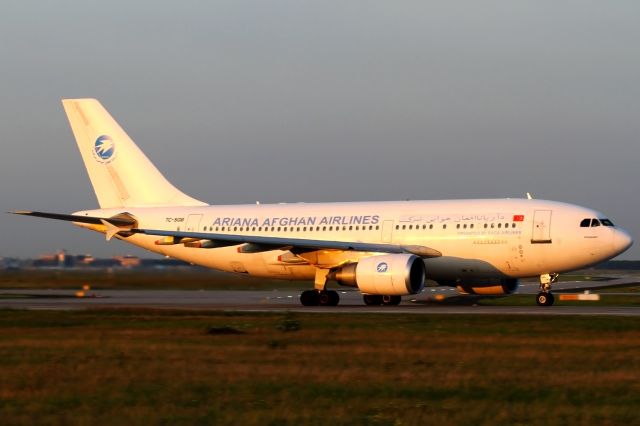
[
  {"left": 334, "top": 254, "right": 426, "bottom": 295},
  {"left": 454, "top": 278, "right": 519, "bottom": 295}
]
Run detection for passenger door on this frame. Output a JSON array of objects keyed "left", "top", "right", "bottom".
[
  {"left": 531, "top": 210, "right": 552, "bottom": 244},
  {"left": 185, "top": 214, "right": 203, "bottom": 232}
]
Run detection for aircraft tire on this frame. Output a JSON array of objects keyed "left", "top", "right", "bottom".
[
  {"left": 327, "top": 290, "right": 340, "bottom": 306},
  {"left": 363, "top": 294, "right": 383, "bottom": 306},
  {"left": 318, "top": 290, "right": 340, "bottom": 306},
  {"left": 536, "top": 292, "right": 554, "bottom": 307},
  {"left": 300, "top": 290, "right": 320, "bottom": 306},
  {"left": 382, "top": 295, "right": 402, "bottom": 306}
]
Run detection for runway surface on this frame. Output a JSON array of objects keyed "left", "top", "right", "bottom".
[{"left": 1, "top": 279, "right": 639, "bottom": 316}]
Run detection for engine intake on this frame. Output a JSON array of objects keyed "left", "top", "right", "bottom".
[{"left": 334, "top": 254, "right": 425, "bottom": 295}]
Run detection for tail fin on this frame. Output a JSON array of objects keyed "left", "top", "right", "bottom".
[{"left": 62, "top": 99, "right": 207, "bottom": 208}]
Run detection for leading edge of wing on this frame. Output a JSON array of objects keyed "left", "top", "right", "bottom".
[{"left": 133, "top": 228, "right": 442, "bottom": 257}]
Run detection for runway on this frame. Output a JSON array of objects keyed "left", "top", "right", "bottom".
[{"left": 1, "top": 287, "right": 639, "bottom": 316}]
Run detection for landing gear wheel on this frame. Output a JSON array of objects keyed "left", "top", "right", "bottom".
[
  {"left": 536, "top": 292, "right": 555, "bottom": 307},
  {"left": 382, "top": 295, "right": 402, "bottom": 306},
  {"left": 327, "top": 290, "right": 340, "bottom": 306},
  {"left": 318, "top": 290, "right": 340, "bottom": 306},
  {"left": 300, "top": 290, "right": 320, "bottom": 306},
  {"left": 363, "top": 294, "right": 383, "bottom": 306}
]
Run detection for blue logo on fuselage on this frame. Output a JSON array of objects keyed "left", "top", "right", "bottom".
[
  {"left": 94, "top": 135, "right": 115, "bottom": 162},
  {"left": 377, "top": 262, "right": 388, "bottom": 273}
]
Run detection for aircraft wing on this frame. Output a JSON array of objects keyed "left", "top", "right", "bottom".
[{"left": 133, "top": 228, "right": 443, "bottom": 257}]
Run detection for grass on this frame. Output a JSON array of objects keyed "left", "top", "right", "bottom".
[
  {"left": 0, "top": 269, "right": 309, "bottom": 291},
  {"left": 0, "top": 310, "right": 639, "bottom": 425}
]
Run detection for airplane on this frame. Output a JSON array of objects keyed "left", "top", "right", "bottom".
[{"left": 11, "top": 99, "right": 633, "bottom": 307}]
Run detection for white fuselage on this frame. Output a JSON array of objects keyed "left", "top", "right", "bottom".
[{"left": 76, "top": 198, "right": 632, "bottom": 284}]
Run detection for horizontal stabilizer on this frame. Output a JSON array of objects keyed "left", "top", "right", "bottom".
[{"left": 10, "top": 211, "right": 136, "bottom": 227}]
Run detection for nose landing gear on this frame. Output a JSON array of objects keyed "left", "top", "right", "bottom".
[{"left": 536, "top": 273, "right": 558, "bottom": 306}]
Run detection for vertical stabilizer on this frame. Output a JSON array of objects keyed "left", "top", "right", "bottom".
[{"left": 62, "top": 99, "right": 207, "bottom": 208}]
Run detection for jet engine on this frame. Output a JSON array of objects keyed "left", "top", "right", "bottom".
[
  {"left": 453, "top": 278, "right": 519, "bottom": 295},
  {"left": 333, "top": 254, "right": 425, "bottom": 295}
]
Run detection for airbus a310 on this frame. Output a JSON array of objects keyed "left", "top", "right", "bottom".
[{"left": 12, "top": 99, "right": 633, "bottom": 306}]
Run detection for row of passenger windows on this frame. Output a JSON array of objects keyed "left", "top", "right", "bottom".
[
  {"left": 204, "top": 225, "right": 381, "bottom": 233},
  {"left": 395, "top": 222, "right": 517, "bottom": 230},
  {"left": 580, "top": 218, "right": 614, "bottom": 228},
  {"left": 198, "top": 222, "right": 518, "bottom": 233}
]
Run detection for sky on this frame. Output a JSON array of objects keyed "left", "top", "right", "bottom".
[{"left": 1, "top": 1, "right": 639, "bottom": 259}]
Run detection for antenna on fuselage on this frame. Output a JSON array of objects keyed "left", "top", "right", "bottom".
[{"left": 526, "top": 192, "right": 534, "bottom": 200}]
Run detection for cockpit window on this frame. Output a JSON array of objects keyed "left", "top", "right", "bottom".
[
  {"left": 591, "top": 219, "right": 601, "bottom": 227},
  {"left": 600, "top": 218, "right": 614, "bottom": 226},
  {"left": 580, "top": 218, "right": 590, "bottom": 228}
]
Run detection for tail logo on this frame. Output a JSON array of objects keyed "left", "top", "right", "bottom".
[{"left": 94, "top": 135, "right": 115, "bottom": 163}]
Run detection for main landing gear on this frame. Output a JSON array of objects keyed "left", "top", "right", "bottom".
[
  {"left": 300, "top": 269, "right": 341, "bottom": 306},
  {"left": 363, "top": 295, "right": 401, "bottom": 306},
  {"left": 536, "top": 273, "right": 558, "bottom": 307},
  {"left": 300, "top": 290, "right": 340, "bottom": 306}
]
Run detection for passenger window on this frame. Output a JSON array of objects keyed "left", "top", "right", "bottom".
[
  {"left": 580, "top": 218, "right": 590, "bottom": 228},
  {"left": 443, "top": 224, "right": 447, "bottom": 229}
]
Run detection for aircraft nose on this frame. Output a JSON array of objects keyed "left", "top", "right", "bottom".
[{"left": 612, "top": 228, "right": 633, "bottom": 255}]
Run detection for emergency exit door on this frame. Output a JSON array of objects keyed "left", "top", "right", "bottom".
[
  {"left": 381, "top": 220, "right": 394, "bottom": 243},
  {"left": 531, "top": 210, "right": 552, "bottom": 244}
]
